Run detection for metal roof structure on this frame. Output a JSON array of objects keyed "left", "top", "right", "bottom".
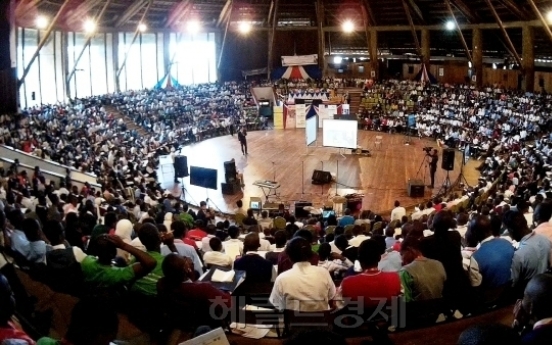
[{"left": 20, "top": 0, "right": 552, "bottom": 59}]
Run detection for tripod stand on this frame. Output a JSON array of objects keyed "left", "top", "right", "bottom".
[
  {"left": 327, "top": 158, "right": 341, "bottom": 200},
  {"left": 295, "top": 160, "right": 312, "bottom": 201},
  {"left": 457, "top": 149, "right": 471, "bottom": 188},
  {"left": 415, "top": 154, "right": 431, "bottom": 186},
  {"left": 437, "top": 170, "right": 452, "bottom": 196}
]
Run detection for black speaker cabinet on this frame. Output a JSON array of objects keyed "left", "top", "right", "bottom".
[
  {"left": 221, "top": 182, "right": 241, "bottom": 195},
  {"left": 294, "top": 202, "right": 313, "bottom": 218},
  {"left": 408, "top": 179, "right": 425, "bottom": 197},
  {"left": 441, "top": 149, "right": 455, "bottom": 171},
  {"left": 312, "top": 170, "right": 332, "bottom": 185},
  {"left": 174, "top": 156, "right": 189, "bottom": 177},
  {"left": 224, "top": 160, "right": 237, "bottom": 175}
]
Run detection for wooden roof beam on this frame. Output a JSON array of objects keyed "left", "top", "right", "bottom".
[
  {"left": 497, "top": 0, "right": 531, "bottom": 20},
  {"left": 114, "top": 0, "right": 148, "bottom": 27},
  {"left": 405, "top": 0, "right": 424, "bottom": 24},
  {"left": 217, "top": 0, "right": 232, "bottom": 27}
]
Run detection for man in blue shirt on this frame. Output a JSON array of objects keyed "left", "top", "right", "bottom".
[
  {"left": 467, "top": 215, "right": 514, "bottom": 290},
  {"left": 503, "top": 211, "right": 551, "bottom": 297},
  {"left": 8, "top": 211, "right": 46, "bottom": 265},
  {"left": 338, "top": 209, "right": 355, "bottom": 227}
]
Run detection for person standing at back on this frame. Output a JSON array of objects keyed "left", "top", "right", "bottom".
[
  {"left": 399, "top": 236, "right": 447, "bottom": 302},
  {"left": 238, "top": 127, "right": 248, "bottom": 155},
  {"left": 428, "top": 148, "right": 438, "bottom": 189}
]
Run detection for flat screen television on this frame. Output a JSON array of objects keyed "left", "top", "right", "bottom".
[{"left": 190, "top": 166, "right": 218, "bottom": 190}]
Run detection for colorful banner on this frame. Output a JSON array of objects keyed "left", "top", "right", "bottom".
[
  {"left": 295, "top": 104, "right": 306, "bottom": 128},
  {"left": 273, "top": 106, "right": 284, "bottom": 130}
]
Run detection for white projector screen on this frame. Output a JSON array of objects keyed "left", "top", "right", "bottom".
[
  {"left": 306, "top": 116, "right": 317, "bottom": 145},
  {"left": 323, "top": 119, "right": 358, "bottom": 149}
]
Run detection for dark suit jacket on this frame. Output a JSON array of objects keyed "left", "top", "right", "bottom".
[
  {"left": 422, "top": 231, "right": 471, "bottom": 298},
  {"left": 522, "top": 324, "right": 552, "bottom": 345},
  {"left": 234, "top": 253, "right": 273, "bottom": 283}
]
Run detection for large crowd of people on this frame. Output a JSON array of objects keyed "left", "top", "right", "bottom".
[{"left": 1, "top": 79, "right": 552, "bottom": 344}]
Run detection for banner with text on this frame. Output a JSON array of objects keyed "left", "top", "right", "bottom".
[
  {"left": 281, "top": 54, "right": 318, "bottom": 67},
  {"left": 295, "top": 104, "right": 307, "bottom": 128}
]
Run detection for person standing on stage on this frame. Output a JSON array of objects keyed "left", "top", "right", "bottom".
[
  {"left": 429, "top": 148, "right": 438, "bottom": 189},
  {"left": 238, "top": 127, "right": 248, "bottom": 155}
]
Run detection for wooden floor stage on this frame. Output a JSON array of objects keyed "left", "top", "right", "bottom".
[{"left": 159, "top": 130, "right": 480, "bottom": 216}]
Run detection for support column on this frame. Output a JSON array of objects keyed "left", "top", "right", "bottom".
[
  {"left": 61, "top": 32, "right": 70, "bottom": 99},
  {"left": 369, "top": 29, "right": 378, "bottom": 80},
  {"left": 163, "top": 32, "right": 171, "bottom": 77},
  {"left": 522, "top": 25, "right": 535, "bottom": 92},
  {"left": 0, "top": 0, "right": 17, "bottom": 113},
  {"left": 472, "top": 28, "right": 483, "bottom": 88},
  {"left": 421, "top": 28, "right": 430, "bottom": 67},
  {"left": 112, "top": 33, "right": 120, "bottom": 92},
  {"left": 316, "top": 0, "right": 325, "bottom": 76}
]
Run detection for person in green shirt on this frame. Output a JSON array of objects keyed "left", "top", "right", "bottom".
[
  {"left": 130, "top": 223, "right": 167, "bottom": 296},
  {"left": 179, "top": 204, "right": 195, "bottom": 228},
  {"left": 37, "top": 299, "right": 118, "bottom": 345},
  {"left": 81, "top": 233, "right": 156, "bottom": 291}
]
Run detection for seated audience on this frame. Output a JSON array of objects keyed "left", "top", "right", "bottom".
[
  {"left": 278, "top": 229, "right": 319, "bottom": 274},
  {"left": 203, "top": 237, "right": 232, "bottom": 268},
  {"left": 391, "top": 200, "right": 406, "bottom": 222},
  {"left": 37, "top": 299, "right": 119, "bottom": 345},
  {"left": 171, "top": 220, "right": 199, "bottom": 249},
  {"left": 81, "top": 234, "right": 156, "bottom": 293},
  {"left": 338, "top": 209, "right": 355, "bottom": 227},
  {"left": 266, "top": 230, "right": 287, "bottom": 265},
  {"left": 233, "top": 233, "right": 273, "bottom": 283},
  {"left": 503, "top": 210, "right": 550, "bottom": 295},
  {"left": 422, "top": 210, "right": 471, "bottom": 305},
  {"left": 467, "top": 215, "right": 514, "bottom": 291},
  {"left": 130, "top": 223, "right": 166, "bottom": 297},
  {"left": 9, "top": 212, "right": 47, "bottom": 264},
  {"left": 458, "top": 324, "right": 521, "bottom": 345},
  {"left": 400, "top": 236, "right": 447, "bottom": 302},
  {"left": 270, "top": 237, "right": 336, "bottom": 311},
  {"left": 162, "top": 221, "right": 204, "bottom": 277},
  {"left": 157, "top": 253, "right": 231, "bottom": 328},
  {"left": 114, "top": 219, "right": 134, "bottom": 263},
  {"left": 223, "top": 225, "right": 243, "bottom": 260},
  {"left": 338, "top": 239, "right": 401, "bottom": 308},
  {"left": 200, "top": 225, "right": 217, "bottom": 252},
  {"left": 317, "top": 243, "right": 353, "bottom": 277},
  {"left": 186, "top": 220, "right": 207, "bottom": 241},
  {"left": 0, "top": 274, "right": 34, "bottom": 345},
  {"left": 348, "top": 225, "right": 370, "bottom": 247},
  {"left": 513, "top": 273, "right": 552, "bottom": 345},
  {"left": 40, "top": 220, "right": 86, "bottom": 296}
]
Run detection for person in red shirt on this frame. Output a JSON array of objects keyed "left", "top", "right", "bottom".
[
  {"left": 338, "top": 239, "right": 401, "bottom": 309},
  {"left": 0, "top": 274, "right": 35, "bottom": 345},
  {"left": 186, "top": 220, "right": 208, "bottom": 241},
  {"left": 157, "top": 253, "right": 231, "bottom": 328},
  {"left": 171, "top": 221, "right": 198, "bottom": 250}
]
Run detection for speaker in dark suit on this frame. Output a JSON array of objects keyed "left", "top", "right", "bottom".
[
  {"left": 441, "top": 149, "right": 455, "bottom": 171},
  {"left": 174, "top": 156, "right": 189, "bottom": 178}
]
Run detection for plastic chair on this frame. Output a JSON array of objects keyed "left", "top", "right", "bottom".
[
  {"left": 375, "top": 136, "right": 383, "bottom": 149},
  {"left": 235, "top": 213, "right": 245, "bottom": 227},
  {"left": 273, "top": 216, "right": 286, "bottom": 230}
]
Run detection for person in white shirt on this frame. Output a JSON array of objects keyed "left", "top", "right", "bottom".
[
  {"left": 348, "top": 225, "right": 370, "bottom": 247},
  {"left": 235, "top": 200, "right": 247, "bottom": 216},
  {"left": 390, "top": 200, "right": 406, "bottom": 222},
  {"left": 270, "top": 237, "right": 336, "bottom": 312},
  {"left": 250, "top": 225, "right": 271, "bottom": 251},
  {"left": 203, "top": 237, "right": 232, "bottom": 268},
  {"left": 317, "top": 243, "right": 353, "bottom": 277}
]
